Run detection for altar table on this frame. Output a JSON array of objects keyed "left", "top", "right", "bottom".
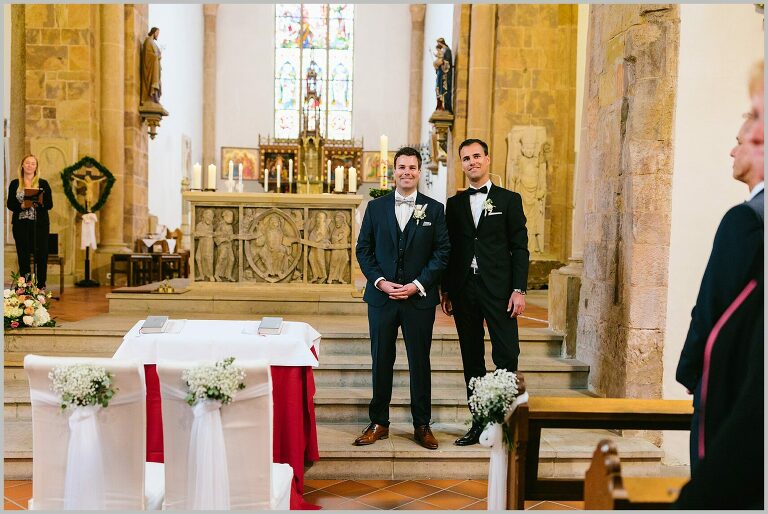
[{"left": 113, "top": 320, "right": 322, "bottom": 510}]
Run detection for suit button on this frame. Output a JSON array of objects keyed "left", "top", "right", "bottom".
[{"left": 474, "top": 237, "right": 478, "bottom": 240}]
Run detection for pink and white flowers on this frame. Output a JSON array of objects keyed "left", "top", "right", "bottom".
[{"left": 4, "top": 273, "right": 54, "bottom": 329}]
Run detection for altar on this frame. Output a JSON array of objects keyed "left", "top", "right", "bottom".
[{"left": 183, "top": 191, "right": 363, "bottom": 290}]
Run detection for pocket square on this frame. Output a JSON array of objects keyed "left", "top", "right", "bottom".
[
  {"left": 487, "top": 211, "right": 503, "bottom": 216},
  {"left": 423, "top": 221, "right": 432, "bottom": 227}
]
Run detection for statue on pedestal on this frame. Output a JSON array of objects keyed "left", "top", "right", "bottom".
[
  {"left": 431, "top": 38, "right": 453, "bottom": 113},
  {"left": 141, "top": 27, "right": 163, "bottom": 105}
]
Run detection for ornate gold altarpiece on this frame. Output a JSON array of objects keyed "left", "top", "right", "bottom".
[{"left": 183, "top": 192, "right": 363, "bottom": 291}]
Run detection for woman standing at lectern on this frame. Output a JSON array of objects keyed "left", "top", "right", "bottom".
[{"left": 6, "top": 154, "right": 53, "bottom": 289}]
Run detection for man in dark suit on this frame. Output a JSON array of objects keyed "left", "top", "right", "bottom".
[
  {"left": 354, "top": 146, "right": 450, "bottom": 449},
  {"left": 441, "top": 138, "right": 529, "bottom": 446}
]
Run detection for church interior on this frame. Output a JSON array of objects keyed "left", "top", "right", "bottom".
[{"left": 2, "top": 3, "right": 764, "bottom": 510}]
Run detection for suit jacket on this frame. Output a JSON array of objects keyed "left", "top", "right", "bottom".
[
  {"left": 356, "top": 192, "right": 450, "bottom": 309},
  {"left": 6, "top": 178, "right": 53, "bottom": 228},
  {"left": 676, "top": 193, "right": 764, "bottom": 392},
  {"left": 443, "top": 184, "right": 529, "bottom": 300}
]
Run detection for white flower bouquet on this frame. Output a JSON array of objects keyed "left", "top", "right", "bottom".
[
  {"left": 468, "top": 369, "right": 519, "bottom": 446},
  {"left": 182, "top": 357, "right": 247, "bottom": 407},
  {"left": 49, "top": 364, "right": 117, "bottom": 410},
  {"left": 4, "top": 273, "right": 54, "bottom": 329}
]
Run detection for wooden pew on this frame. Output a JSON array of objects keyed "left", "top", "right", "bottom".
[
  {"left": 584, "top": 439, "right": 689, "bottom": 509},
  {"left": 505, "top": 395, "right": 693, "bottom": 509}
]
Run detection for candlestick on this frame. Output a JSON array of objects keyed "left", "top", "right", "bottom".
[
  {"left": 192, "top": 163, "right": 202, "bottom": 189},
  {"left": 264, "top": 168, "right": 269, "bottom": 192},
  {"left": 288, "top": 159, "right": 294, "bottom": 192},
  {"left": 348, "top": 167, "right": 358, "bottom": 193},
  {"left": 327, "top": 160, "right": 331, "bottom": 193},
  {"left": 207, "top": 164, "right": 216, "bottom": 190},
  {"left": 277, "top": 163, "right": 282, "bottom": 192},
  {"left": 334, "top": 166, "right": 344, "bottom": 193},
  {"left": 380, "top": 134, "right": 388, "bottom": 189}
]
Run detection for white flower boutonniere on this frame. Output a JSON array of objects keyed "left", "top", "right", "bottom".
[
  {"left": 412, "top": 204, "right": 427, "bottom": 225},
  {"left": 483, "top": 198, "right": 495, "bottom": 214}
]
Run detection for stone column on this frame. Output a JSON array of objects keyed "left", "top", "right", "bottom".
[
  {"left": 97, "top": 4, "right": 127, "bottom": 251},
  {"left": 7, "top": 5, "right": 26, "bottom": 248},
  {"left": 203, "top": 4, "right": 218, "bottom": 185},
  {"left": 408, "top": 4, "right": 426, "bottom": 145},
  {"left": 465, "top": 4, "right": 496, "bottom": 165}
]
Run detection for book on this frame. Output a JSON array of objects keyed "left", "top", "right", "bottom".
[
  {"left": 258, "top": 316, "right": 283, "bottom": 335},
  {"left": 140, "top": 315, "right": 170, "bottom": 334}
]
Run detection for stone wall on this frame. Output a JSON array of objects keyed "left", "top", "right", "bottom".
[
  {"left": 450, "top": 5, "right": 577, "bottom": 263},
  {"left": 576, "top": 4, "right": 680, "bottom": 401}
]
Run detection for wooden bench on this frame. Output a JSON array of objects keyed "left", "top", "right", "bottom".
[
  {"left": 584, "top": 439, "right": 689, "bottom": 509},
  {"left": 505, "top": 396, "right": 693, "bottom": 509}
]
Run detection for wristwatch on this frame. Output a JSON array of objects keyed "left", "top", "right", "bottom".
[{"left": 513, "top": 288, "right": 526, "bottom": 295}]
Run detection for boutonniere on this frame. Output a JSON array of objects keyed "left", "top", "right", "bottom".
[
  {"left": 412, "top": 204, "right": 427, "bottom": 225},
  {"left": 483, "top": 198, "right": 495, "bottom": 214}
]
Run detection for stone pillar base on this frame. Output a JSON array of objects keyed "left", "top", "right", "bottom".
[{"left": 548, "top": 259, "right": 582, "bottom": 358}]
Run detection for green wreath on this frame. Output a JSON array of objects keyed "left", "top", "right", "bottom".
[{"left": 60, "top": 156, "right": 116, "bottom": 214}]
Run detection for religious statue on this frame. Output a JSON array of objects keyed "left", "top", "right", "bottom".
[
  {"left": 194, "top": 208, "right": 216, "bottom": 281},
  {"left": 431, "top": 38, "right": 453, "bottom": 113},
  {"left": 307, "top": 211, "right": 331, "bottom": 283},
  {"left": 254, "top": 214, "right": 294, "bottom": 278},
  {"left": 140, "top": 27, "right": 162, "bottom": 106},
  {"left": 507, "top": 126, "right": 550, "bottom": 255},
  {"left": 71, "top": 170, "right": 107, "bottom": 212},
  {"left": 213, "top": 210, "right": 236, "bottom": 282},
  {"left": 327, "top": 212, "right": 351, "bottom": 284}
]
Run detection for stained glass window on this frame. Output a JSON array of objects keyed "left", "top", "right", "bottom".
[{"left": 275, "top": 4, "right": 354, "bottom": 140}]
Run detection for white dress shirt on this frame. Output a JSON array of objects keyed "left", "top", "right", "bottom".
[
  {"left": 374, "top": 190, "right": 426, "bottom": 296},
  {"left": 469, "top": 180, "right": 493, "bottom": 270},
  {"left": 747, "top": 181, "right": 764, "bottom": 201}
]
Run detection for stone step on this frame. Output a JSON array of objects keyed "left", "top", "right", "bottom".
[
  {"left": 314, "top": 355, "right": 588, "bottom": 389},
  {"left": 305, "top": 423, "right": 665, "bottom": 480}
]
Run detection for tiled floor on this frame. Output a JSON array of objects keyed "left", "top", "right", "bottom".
[{"left": 3, "top": 479, "right": 583, "bottom": 510}]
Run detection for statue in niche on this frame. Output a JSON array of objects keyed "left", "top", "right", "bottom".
[
  {"left": 194, "top": 208, "right": 215, "bottom": 281},
  {"left": 327, "top": 212, "right": 351, "bottom": 284},
  {"left": 254, "top": 213, "right": 294, "bottom": 278},
  {"left": 307, "top": 211, "right": 331, "bottom": 283},
  {"left": 140, "top": 27, "right": 163, "bottom": 106},
  {"left": 431, "top": 37, "right": 453, "bottom": 113},
  {"left": 507, "top": 126, "right": 550, "bottom": 255},
  {"left": 214, "top": 210, "right": 236, "bottom": 282}
]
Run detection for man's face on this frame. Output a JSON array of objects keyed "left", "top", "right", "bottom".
[
  {"left": 746, "top": 87, "right": 764, "bottom": 180},
  {"left": 394, "top": 155, "right": 420, "bottom": 191},
  {"left": 731, "top": 118, "right": 754, "bottom": 184},
  {"left": 459, "top": 143, "right": 490, "bottom": 184}
]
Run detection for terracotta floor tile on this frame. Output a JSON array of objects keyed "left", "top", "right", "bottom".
[
  {"left": 527, "top": 500, "right": 579, "bottom": 510},
  {"left": 4, "top": 498, "right": 25, "bottom": 510},
  {"left": 386, "top": 480, "right": 442, "bottom": 499},
  {"left": 414, "top": 479, "right": 464, "bottom": 489},
  {"left": 461, "top": 500, "right": 488, "bottom": 510},
  {"left": 356, "top": 489, "right": 414, "bottom": 510},
  {"left": 548, "top": 500, "right": 584, "bottom": 508},
  {"left": 302, "top": 489, "right": 354, "bottom": 510},
  {"left": 356, "top": 479, "right": 402, "bottom": 489},
  {"left": 324, "top": 480, "right": 378, "bottom": 499},
  {"left": 304, "top": 479, "right": 343, "bottom": 491},
  {"left": 3, "top": 482, "right": 30, "bottom": 489},
  {"left": 420, "top": 490, "right": 477, "bottom": 510},
  {"left": 4, "top": 484, "right": 32, "bottom": 503},
  {"left": 334, "top": 499, "right": 380, "bottom": 510},
  {"left": 394, "top": 499, "right": 443, "bottom": 510},
  {"left": 447, "top": 479, "right": 488, "bottom": 499}
]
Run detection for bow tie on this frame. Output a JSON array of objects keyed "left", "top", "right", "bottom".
[
  {"left": 468, "top": 186, "right": 488, "bottom": 195},
  {"left": 395, "top": 198, "right": 415, "bottom": 207}
]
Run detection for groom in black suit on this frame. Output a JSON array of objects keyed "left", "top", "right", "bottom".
[
  {"left": 441, "top": 138, "right": 529, "bottom": 446},
  {"left": 354, "top": 146, "right": 450, "bottom": 449}
]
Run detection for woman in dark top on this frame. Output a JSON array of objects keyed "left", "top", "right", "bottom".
[{"left": 6, "top": 154, "right": 53, "bottom": 288}]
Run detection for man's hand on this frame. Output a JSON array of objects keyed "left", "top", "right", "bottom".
[
  {"left": 507, "top": 292, "right": 526, "bottom": 318},
  {"left": 440, "top": 294, "right": 453, "bottom": 316},
  {"left": 388, "top": 283, "right": 419, "bottom": 300},
  {"left": 377, "top": 280, "right": 404, "bottom": 295}
]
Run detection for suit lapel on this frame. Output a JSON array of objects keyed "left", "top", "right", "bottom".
[
  {"left": 403, "top": 194, "right": 425, "bottom": 251},
  {"left": 383, "top": 193, "right": 399, "bottom": 248},
  {"left": 475, "top": 185, "right": 496, "bottom": 232},
  {"left": 462, "top": 190, "right": 476, "bottom": 233}
]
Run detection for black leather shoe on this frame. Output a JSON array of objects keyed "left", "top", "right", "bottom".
[{"left": 454, "top": 422, "right": 483, "bottom": 446}]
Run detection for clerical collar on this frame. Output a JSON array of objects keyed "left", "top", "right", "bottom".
[
  {"left": 395, "top": 190, "right": 417, "bottom": 201},
  {"left": 469, "top": 180, "right": 492, "bottom": 193},
  {"left": 748, "top": 181, "right": 764, "bottom": 201}
]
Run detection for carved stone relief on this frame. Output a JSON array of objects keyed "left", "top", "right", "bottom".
[{"left": 243, "top": 208, "right": 301, "bottom": 283}]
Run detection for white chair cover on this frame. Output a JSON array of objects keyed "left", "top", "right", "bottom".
[
  {"left": 24, "top": 354, "right": 162, "bottom": 510},
  {"left": 479, "top": 391, "right": 529, "bottom": 511},
  {"left": 157, "top": 359, "right": 292, "bottom": 510}
]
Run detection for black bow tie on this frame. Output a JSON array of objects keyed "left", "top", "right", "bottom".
[{"left": 468, "top": 186, "right": 488, "bottom": 195}]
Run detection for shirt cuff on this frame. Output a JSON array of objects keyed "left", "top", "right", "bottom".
[
  {"left": 412, "top": 279, "right": 426, "bottom": 297},
  {"left": 374, "top": 277, "right": 385, "bottom": 290}
]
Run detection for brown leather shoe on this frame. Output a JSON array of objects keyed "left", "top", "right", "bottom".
[
  {"left": 353, "top": 423, "right": 389, "bottom": 446},
  {"left": 414, "top": 425, "right": 439, "bottom": 450}
]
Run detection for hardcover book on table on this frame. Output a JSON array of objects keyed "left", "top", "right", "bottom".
[
  {"left": 140, "top": 315, "right": 170, "bottom": 334},
  {"left": 258, "top": 317, "right": 283, "bottom": 335}
]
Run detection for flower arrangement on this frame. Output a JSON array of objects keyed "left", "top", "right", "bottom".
[
  {"left": 182, "top": 357, "right": 247, "bottom": 407},
  {"left": 369, "top": 187, "right": 395, "bottom": 199},
  {"left": 412, "top": 204, "right": 427, "bottom": 224},
  {"left": 483, "top": 198, "right": 495, "bottom": 214},
  {"left": 468, "top": 369, "right": 519, "bottom": 446},
  {"left": 4, "top": 273, "right": 55, "bottom": 329},
  {"left": 49, "top": 364, "right": 117, "bottom": 410}
]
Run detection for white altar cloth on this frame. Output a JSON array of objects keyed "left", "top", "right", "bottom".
[{"left": 113, "top": 320, "right": 321, "bottom": 367}]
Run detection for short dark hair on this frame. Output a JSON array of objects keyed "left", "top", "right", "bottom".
[
  {"left": 148, "top": 27, "right": 159, "bottom": 37},
  {"left": 393, "top": 146, "right": 422, "bottom": 169},
  {"left": 458, "top": 138, "right": 489, "bottom": 156}
]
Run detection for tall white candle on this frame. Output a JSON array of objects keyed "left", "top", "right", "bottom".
[
  {"left": 380, "top": 134, "right": 388, "bottom": 189},
  {"left": 277, "top": 163, "right": 282, "bottom": 192},
  {"left": 192, "top": 163, "right": 202, "bottom": 189},
  {"left": 228, "top": 160, "right": 234, "bottom": 181},
  {"left": 348, "top": 167, "right": 357, "bottom": 193},
  {"left": 327, "top": 160, "right": 331, "bottom": 188},
  {"left": 288, "top": 159, "right": 294, "bottom": 186},
  {"left": 238, "top": 163, "right": 243, "bottom": 183},
  {"left": 334, "top": 166, "right": 344, "bottom": 193},
  {"left": 264, "top": 168, "right": 269, "bottom": 192},
  {"left": 207, "top": 164, "right": 216, "bottom": 190}
]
